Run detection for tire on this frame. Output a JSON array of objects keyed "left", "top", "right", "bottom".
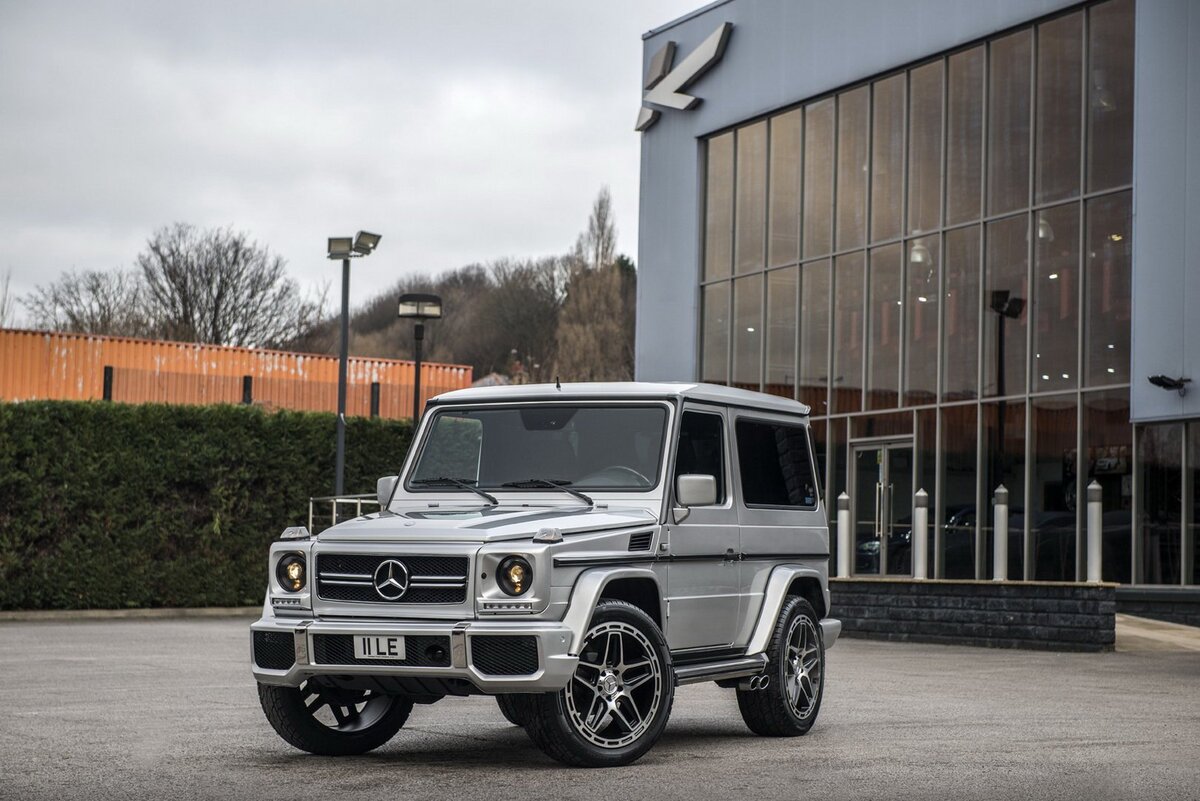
[
  {"left": 736, "top": 596, "right": 825, "bottom": 737},
  {"left": 526, "top": 599, "right": 674, "bottom": 767},
  {"left": 257, "top": 680, "right": 413, "bottom": 756},
  {"left": 495, "top": 694, "right": 535, "bottom": 727}
]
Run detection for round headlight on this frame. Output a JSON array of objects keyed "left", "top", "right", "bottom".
[
  {"left": 497, "top": 556, "right": 533, "bottom": 596},
  {"left": 276, "top": 554, "right": 306, "bottom": 592}
]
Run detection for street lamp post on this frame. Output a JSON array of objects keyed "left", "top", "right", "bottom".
[
  {"left": 398, "top": 293, "right": 443, "bottom": 427},
  {"left": 327, "top": 231, "right": 381, "bottom": 497}
]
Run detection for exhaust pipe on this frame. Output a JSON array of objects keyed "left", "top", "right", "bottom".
[{"left": 739, "top": 674, "right": 771, "bottom": 691}]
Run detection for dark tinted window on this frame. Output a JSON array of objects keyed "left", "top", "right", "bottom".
[
  {"left": 674, "top": 412, "right": 726, "bottom": 503},
  {"left": 735, "top": 420, "right": 818, "bottom": 507}
]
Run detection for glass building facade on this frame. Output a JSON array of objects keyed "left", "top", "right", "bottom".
[{"left": 694, "top": 0, "right": 1194, "bottom": 584}]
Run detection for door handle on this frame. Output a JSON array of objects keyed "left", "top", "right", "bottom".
[
  {"left": 874, "top": 482, "right": 883, "bottom": 539},
  {"left": 723, "top": 548, "right": 739, "bottom": 562}
]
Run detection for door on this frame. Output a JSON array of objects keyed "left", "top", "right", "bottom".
[
  {"left": 852, "top": 440, "right": 914, "bottom": 575},
  {"left": 665, "top": 407, "right": 741, "bottom": 650}
]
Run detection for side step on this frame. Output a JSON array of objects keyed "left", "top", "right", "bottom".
[{"left": 673, "top": 654, "right": 767, "bottom": 686}]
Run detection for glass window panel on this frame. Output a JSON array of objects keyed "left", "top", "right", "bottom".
[
  {"left": 940, "top": 404, "right": 977, "bottom": 579},
  {"left": 1031, "top": 394, "right": 1078, "bottom": 581},
  {"left": 988, "top": 29, "right": 1032, "bottom": 215},
  {"left": 1084, "top": 191, "right": 1131, "bottom": 385},
  {"left": 1082, "top": 389, "right": 1132, "bottom": 583},
  {"left": 701, "top": 282, "right": 730, "bottom": 385},
  {"left": 983, "top": 214, "right": 1029, "bottom": 398},
  {"left": 1033, "top": 203, "right": 1080, "bottom": 392},
  {"left": 982, "top": 399, "right": 1027, "bottom": 580},
  {"left": 1035, "top": 12, "right": 1083, "bottom": 204},
  {"left": 947, "top": 47, "right": 985, "bottom": 225},
  {"left": 765, "top": 267, "right": 798, "bottom": 399},
  {"left": 735, "top": 122, "right": 767, "bottom": 274},
  {"left": 769, "top": 110, "right": 802, "bottom": 267},
  {"left": 1139, "top": 423, "right": 1183, "bottom": 585},
  {"left": 867, "top": 243, "right": 902, "bottom": 410},
  {"left": 942, "top": 225, "right": 980, "bottom": 401},
  {"left": 832, "top": 252, "right": 865, "bottom": 413},
  {"left": 704, "top": 133, "right": 734, "bottom": 280},
  {"left": 803, "top": 99, "right": 835, "bottom": 258},
  {"left": 917, "top": 408, "right": 938, "bottom": 578},
  {"left": 870, "top": 74, "right": 905, "bottom": 243},
  {"left": 799, "top": 259, "right": 831, "bottom": 414},
  {"left": 908, "top": 61, "right": 943, "bottom": 235},
  {"left": 1087, "top": 0, "right": 1135, "bottom": 192},
  {"left": 851, "top": 411, "right": 912, "bottom": 439},
  {"left": 1188, "top": 424, "right": 1200, "bottom": 585},
  {"left": 826, "top": 417, "right": 845, "bottom": 569},
  {"left": 732, "top": 274, "right": 763, "bottom": 390},
  {"left": 836, "top": 87, "right": 869, "bottom": 251},
  {"left": 905, "top": 237, "right": 939, "bottom": 405}
]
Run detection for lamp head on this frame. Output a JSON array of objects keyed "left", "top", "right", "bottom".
[
  {"left": 327, "top": 237, "right": 354, "bottom": 259},
  {"left": 398, "top": 293, "right": 443, "bottom": 320},
  {"left": 353, "top": 231, "right": 381, "bottom": 255}
]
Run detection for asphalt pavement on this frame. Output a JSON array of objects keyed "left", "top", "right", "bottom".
[{"left": 0, "top": 616, "right": 1197, "bottom": 801}]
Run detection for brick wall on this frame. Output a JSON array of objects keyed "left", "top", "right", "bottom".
[{"left": 1116, "top": 586, "right": 1200, "bottom": 627}]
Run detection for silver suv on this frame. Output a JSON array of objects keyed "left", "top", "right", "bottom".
[{"left": 251, "top": 382, "right": 840, "bottom": 767}]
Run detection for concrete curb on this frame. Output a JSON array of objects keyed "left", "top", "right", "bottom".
[{"left": 0, "top": 606, "right": 260, "bottom": 622}]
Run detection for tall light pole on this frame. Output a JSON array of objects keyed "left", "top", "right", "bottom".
[
  {"left": 327, "top": 231, "right": 381, "bottom": 496},
  {"left": 398, "top": 293, "right": 443, "bottom": 427}
]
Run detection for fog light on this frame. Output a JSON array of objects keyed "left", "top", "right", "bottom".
[
  {"left": 498, "top": 556, "right": 532, "bottom": 596},
  {"left": 276, "top": 554, "right": 306, "bottom": 592}
]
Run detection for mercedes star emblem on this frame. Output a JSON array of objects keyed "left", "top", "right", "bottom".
[{"left": 372, "top": 559, "right": 410, "bottom": 601}]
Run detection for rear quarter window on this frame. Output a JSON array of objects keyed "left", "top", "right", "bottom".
[{"left": 735, "top": 419, "right": 819, "bottom": 508}]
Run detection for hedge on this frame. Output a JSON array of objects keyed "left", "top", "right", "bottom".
[{"left": 0, "top": 401, "right": 412, "bottom": 610}]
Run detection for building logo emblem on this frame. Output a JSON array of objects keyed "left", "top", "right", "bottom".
[
  {"left": 636, "top": 22, "right": 733, "bottom": 132},
  {"left": 373, "top": 559, "right": 410, "bottom": 601}
]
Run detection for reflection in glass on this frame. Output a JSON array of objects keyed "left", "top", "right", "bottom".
[
  {"left": 1036, "top": 12, "right": 1083, "bottom": 203},
  {"left": 799, "top": 260, "right": 830, "bottom": 414},
  {"left": 983, "top": 215, "right": 1029, "bottom": 398},
  {"left": 982, "top": 399, "right": 1026, "bottom": 580},
  {"left": 867, "top": 244, "right": 902, "bottom": 410},
  {"left": 1188, "top": 425, "right": 1200, "bottom": 585},
  {"left": 1139, "top": 423, "right": 1182, "bottom": 585},
  {"left": 836, "top": 87, "right": 869, "bottom": 251},
  {"left": 940, "top": 404, "right": 977, "bottom": 578},
  {"left": 905, "top": 237, "right": 939, "bottom": 406},
  {"left": 917, "top": 408, "right": 938, "bottom": 579},
  {"left": 765, "top": 268, "right": 797, "bottom": 399},
  {"left": 942, "top": 226, "right": 980, "bottom": 401},
  {"left": 1083, "top": 389, "right": 1132, "bottom": 583},
  {"left": 1034, "top": 203, "right": 1080, "bottom": 392},
  {"left": 1084, "top": 191, "right": 1131, "bottom": 385},
  {"left": 832, "top": 252, "right": 865, "bottom": 413},
  {"left": 988, "top": 29, "right": 1032, "bottom": 215},
  {"left": 1088, "top": 0, "right": 1135, "bottom": 192},
  {"left": 732, "top": 274, "right": 763, "bottom": 390},
  {"left": 1031, "top": 395, "right": 1078, "bottom": 581},
  {"left": 871, "top": 74, "right": 905, "bottom": 243},
  {"left": 704, "top": 133, "right": 733, "bottom": 280},
  {"left": 947, "top": 47, "right": 985, "bottom": 225},
  {"left": 735, "top": 122, "right": 767, "bottom": 274},
  {"left": 701, "top": 282, "right": 729, "bottom": 385},
  {"left": 804, "top": 99, "right": 835, "bottom": 258},
  {"left": 769, "top": 110, "right": 802, "bottom": 267},
  {"left": 827, "top": 417, "right": 845, "bottom": 570},
  {"left": 908, "top": 61, "right": 943, "bottom": 235}
]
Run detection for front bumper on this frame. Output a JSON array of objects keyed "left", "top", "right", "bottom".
[{"left": 250, "top": 614, "right": 578, "bottom": 694}]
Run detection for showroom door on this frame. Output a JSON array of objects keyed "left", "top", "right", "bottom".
[{"left": 852, "top": 440, "right": 914, "bottom": 576}]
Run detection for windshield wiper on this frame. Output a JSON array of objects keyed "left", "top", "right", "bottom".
[
  {"left": 500, "top": 478, "right": 594, "bottom": 507},
  {"left": 411, "top": 477, "right": 498, "bottom": 506}
]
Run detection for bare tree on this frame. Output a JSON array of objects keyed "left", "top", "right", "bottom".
[
  {"left": 137, "top": 223, "right": 324, "bottom": 348},
  {"left": 581, "top": 186, "right": 617, "bottom": 271},
  {"left": 0, "top": 268, "right": 14, "bottom": 327},
  {"left": 22, "top": 269, "right": 149, "bottom": 337}
]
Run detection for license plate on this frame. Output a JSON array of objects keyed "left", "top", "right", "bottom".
[{"left": 354, "top": 635, "right": 406, "bottom": 660}]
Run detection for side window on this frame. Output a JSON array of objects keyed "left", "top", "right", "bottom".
[
  {"left": 735, "top": 419, "right": 818, "bottom": 508},
  {"left": 674, "top": 411, "right": 726, "bottom": 503}
]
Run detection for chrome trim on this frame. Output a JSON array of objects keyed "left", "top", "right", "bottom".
[{"left": 674, "top": 654, "right": 767, "bottom": 685}]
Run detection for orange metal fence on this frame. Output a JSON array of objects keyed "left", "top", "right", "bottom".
[{"left": 0, "top": 328, "right": 472, "bottom": 418}]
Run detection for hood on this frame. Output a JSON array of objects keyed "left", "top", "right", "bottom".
[{"left": 317, "top": 503, "right": 658, "bottom": 543}]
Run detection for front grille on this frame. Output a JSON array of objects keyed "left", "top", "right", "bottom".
[
  {"left": 253, "top": 631, "right": 295, "bottom": 671},
  {"left": 471, "top": 636, "right": 539, "bottom": 676},
  {"left": 312, "top": 634, "right": 452, "bottom": 667},
  {"left": 316, "top": 554, "right": 468, "bottom": 604}
]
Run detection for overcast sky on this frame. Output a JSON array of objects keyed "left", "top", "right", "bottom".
[{"left": 0, "top": 0, "right": 699, "bottom": 318}]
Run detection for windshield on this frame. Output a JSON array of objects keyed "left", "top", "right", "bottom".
[{"left": 408, "top": 404, "right": 669, "bottom": 492}]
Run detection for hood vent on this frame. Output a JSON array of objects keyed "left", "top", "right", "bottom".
[{"left": 628, "top": 531, "right": 653, "bottom": 551}]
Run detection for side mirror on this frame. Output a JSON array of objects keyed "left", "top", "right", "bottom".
[
  {"left": 376, "top": 475, "right": 398, "bottom": 510},
  {"left": 676, "top": 474, "right": 718, "bottom": 507}
]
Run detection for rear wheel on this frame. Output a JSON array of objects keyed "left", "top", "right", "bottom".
[
  {"left": 495, "top": 694, "right": 535, "bottom": 727},
  {"left": 257, "top": 680, "right": 413, "bottom": 755},
  {"left": 736, "top": 596, "right": 825, "bottom": 737}
]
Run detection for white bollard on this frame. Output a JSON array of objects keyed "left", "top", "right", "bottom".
[
  {"left": 913, "top": 488, "right": 929, "bottom": 580},
  {"left": 1087, "top": 480, "right": 1103, "bottom": 583},
  {"left": 837, "top": 492, "right": 851, "bottom": 578},
  {"left": 993, "top": 485, "right": 1009, "bottom": 581}
]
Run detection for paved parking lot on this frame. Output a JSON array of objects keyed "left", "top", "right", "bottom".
[{"left": 0, "top": 616, "right": 1197, "bottom": 801}]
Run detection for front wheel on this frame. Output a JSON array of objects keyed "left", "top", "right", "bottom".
[
  {"left": 495, "top": 693, "right": 535, "bottom": 727},
  {"left": 525, "top": 600, "right": 673, "bottom": 767},
  {"left": 736, "top": 596, "right": 825, "bottom": 736},
  {"left": 257, "top": 680, "right": 413, "bottom": 755}
]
